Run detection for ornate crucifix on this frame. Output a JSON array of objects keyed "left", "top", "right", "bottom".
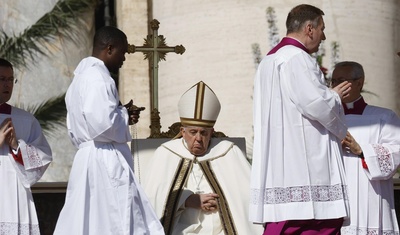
[{"left": 127, "top": 19, "right": 185, "bottom": 137}]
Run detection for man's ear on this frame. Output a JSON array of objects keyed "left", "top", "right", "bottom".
[
  {"left": 305, "top": 23, "right": 313, "bottom": 37},
  {"left": 107, "top": 45, "right": 113, "bottom": 55},
  {"left": 357, "top": 78, "right": 365, "bottom": 92}
]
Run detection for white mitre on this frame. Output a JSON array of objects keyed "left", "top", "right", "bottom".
[{"left": 178, "top": 81, "right": 221, "bottom": 128}]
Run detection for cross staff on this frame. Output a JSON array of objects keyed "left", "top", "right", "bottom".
[
  {"left": 127, "top": 19, "right": 185, "bottom": 111},
  {"left": 127, "top": 19, "right": 185, "bottom": 137}
]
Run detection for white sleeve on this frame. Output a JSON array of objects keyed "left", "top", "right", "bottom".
[
  {"left": 282, "top": 53, "right": 347, "bottom": 139},
  {"left": 362, "top": 111, "right": 400, "bottom": 180}
]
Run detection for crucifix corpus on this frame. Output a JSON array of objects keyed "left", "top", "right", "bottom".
[{"left": 127, "top": 19, "right": 185, "bottom": 138}]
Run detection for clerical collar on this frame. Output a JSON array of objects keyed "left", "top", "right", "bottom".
[
  {"left": 0, "top": 103, "right": 11, "bottom": 114},
  {"left": 343, "top": 96, "right": 367, "bottom": 115},
  {"left": 267, "top": 37, "right": 309, "bottom": 55}
]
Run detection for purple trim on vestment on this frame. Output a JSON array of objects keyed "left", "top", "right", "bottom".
[
  {"left": 344, "top": 96, "right": 367, "bottom": 115},
  {"left": 263, "top": 218, "right": 343, "bottom": 235},
  {"left": 267, "top": 37, "right": 309, "bottom": 55},
  {"left": 0, "top": 103, "right": 11, "bottom": 114}
]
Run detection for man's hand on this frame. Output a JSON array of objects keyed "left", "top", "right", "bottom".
[
  {"left": 0, "top": 118, "right": 18, "bottom": 149},
  {"left": 332, "top": 81, "right": 351, "bottom": 100},
  {"left": 185, "top": 193, "right": 219, "bottom": 212},
  {"left": 342, "top": 131, "right": 362, "bottom": 155},
  {"left": 124, "top": 99, "right": 145, "bottom": 125}
]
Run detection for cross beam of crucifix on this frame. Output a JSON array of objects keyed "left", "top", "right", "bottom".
[{"left": 127, "top": 19, "right": 185, "bottom": 137}]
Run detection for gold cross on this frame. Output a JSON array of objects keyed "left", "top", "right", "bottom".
[{"left": 127, "top": 19, "right": 185, "bottom": 137}]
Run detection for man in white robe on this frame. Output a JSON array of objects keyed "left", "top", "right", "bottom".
[
  {"left": 250, "top": 4, "right": 354, "bottom": 234},
  {"left": 142, "top": 81, "right": 263, "bottom": 235},
  {"left": 54, "top": 26, "right": 164, "bottom": 235},
  {"left": 0, "top": 58, "right": 52, "bottom": 235},
  {"left": 332, "top": 61, "right": 400, "bottom": 235}
]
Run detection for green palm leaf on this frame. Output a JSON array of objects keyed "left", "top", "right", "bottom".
[
  {"left": 0, "top": 0, "right": 98, "bottom": 68},
  {"left": 22, "top": 94, "right": 67, "bottom": 136},
  {"left": 0, "top": 0, "right": 97, "bottom": 132}
]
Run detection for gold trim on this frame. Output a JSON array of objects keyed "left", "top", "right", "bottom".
[
  {"left": 161, "top": 158, "right": 192, "bottom": 234},
  {"left": 199, "top": 161, "right": 238, "bottom": 235},
  {"left": 194, "top": 82, "right": 205, "bottom": 120},
  {"left": 180, "top": 117, "right": 215, "bottom": 128}
]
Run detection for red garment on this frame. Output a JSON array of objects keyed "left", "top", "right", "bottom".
[{"left": 10, "top": 147, "right": 23, "bottom": 165}]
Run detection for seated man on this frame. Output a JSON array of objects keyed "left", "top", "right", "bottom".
[
  {"left": 331, "top": 61, "right": 400, "bottom": 234},
  {"left": 142, "top": 81, "right": 263, "bottom": 235}
]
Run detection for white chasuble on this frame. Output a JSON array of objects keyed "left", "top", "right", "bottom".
[
  {"left": 142, "top": 138, "right": 263, "bottom": 235},
  {"left": 341, "top": 105, "right": 400, "bottom": 235}
]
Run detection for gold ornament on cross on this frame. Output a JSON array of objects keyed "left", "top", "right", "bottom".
[{"left": 128, "top": 19, "right": 185, "bottom": 137}]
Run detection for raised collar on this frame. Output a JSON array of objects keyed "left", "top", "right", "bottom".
[
  {"left": 344, "top": 96, "right": 367, "bottom": 115},
  {"left": 267, "top": 37, "right": 309, "bottom": 55}
]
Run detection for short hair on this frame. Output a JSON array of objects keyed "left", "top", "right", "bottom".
[
  {"left": 0, "top": 58, "right": 13, "bottom": 70},
  {"left": 286, "top": 4, "right": 325, "bottom": 34},
  {"left": 92, "top": 26, "right": 127, "bottom": 52},
  {"left": 334, "top": 61, "right": 365, "bottom": 80}
]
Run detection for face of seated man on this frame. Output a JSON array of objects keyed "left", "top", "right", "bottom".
[{"left": 181, "top": 126, "right": 214, "bottom": 156}]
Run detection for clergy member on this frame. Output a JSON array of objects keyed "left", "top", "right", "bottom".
[
  {"left": 332, "top": 61, "right": 400, "bottom": 235},
  {"left": 0, "top": 58, "right": 52, "bottom": 234},
  {"left": 142, "top": 81, "right": 263, "bottom": 235},
  {"left": 54, "top": 26, "right": 164, "bottom": 235},
  {"left": 250, "top": 4, "right": 353, "bottom": 234}
]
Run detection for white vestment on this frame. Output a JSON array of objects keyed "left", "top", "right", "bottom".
[
  {"left": 250, "top": 44, "right": 349, "bottom": 223},
  {"left": 142, "top": 138, "right": 263, "bottom": 235},
  {"left": 0, "top": 106, "right": 52, "bottom": 235},
  {"left": 54, "top": 57, "right": 164, "bottom": 235},
  {"left": 341, "top": 104, "right": 400, "bottom": 235}
]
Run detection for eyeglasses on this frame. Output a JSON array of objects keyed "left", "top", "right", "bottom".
[
  {"left": 0, "top": 77, "right": 17, "bottom": 84},
  {"left": 330, "top": 77, "right": 361, "bottom": 86}
]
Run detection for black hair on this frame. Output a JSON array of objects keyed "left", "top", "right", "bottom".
[
  {"left": 0, "top": 58, "right": 13, "bottom": 70},
  {"left": 92, "top": 26, "right": 127, "bottom": 52}
]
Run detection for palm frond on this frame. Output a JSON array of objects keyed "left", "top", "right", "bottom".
[
  {"left": 0, "top": 0, "right": 98, "bottom": 69},
  {"left": 22, "top": 94, "right": 67, "bottom": 136},
  {"left": 0, "top": 0, "right": 98, "bottom": 133}
]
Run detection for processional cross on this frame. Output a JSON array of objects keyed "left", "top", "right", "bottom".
[{"left": 127, "top": 19, "right": 185, "bottom": 138}]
